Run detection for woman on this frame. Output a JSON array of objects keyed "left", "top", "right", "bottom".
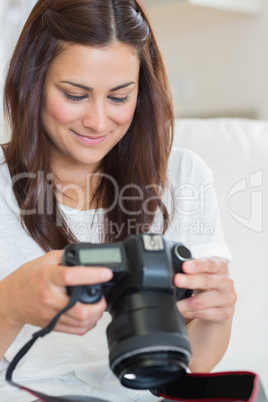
[{"left": 0, "top": 0, "right": 236, "bottom": 401}]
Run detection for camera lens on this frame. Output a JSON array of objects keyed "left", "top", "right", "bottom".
[
  {"left": 107, "top": 293, "right": 191, "bottom": 390},
  {"left": 115, "top": 351, "right": 187, "bottom": 389}
]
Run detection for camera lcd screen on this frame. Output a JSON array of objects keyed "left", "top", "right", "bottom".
[{"left": 79, "top": 247, "right": 123, "bottom": 264}]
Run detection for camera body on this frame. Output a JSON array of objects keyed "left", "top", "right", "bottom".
[
  {"left": 62, "top": 234, "right": 193, "bottom": 390},
  {"left": 63, "top": 233, "right": 192, "bottom": 306}
]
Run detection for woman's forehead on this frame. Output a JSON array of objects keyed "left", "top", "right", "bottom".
[{"left": 47, "top": 42, "right": 140, "bottom": 89}]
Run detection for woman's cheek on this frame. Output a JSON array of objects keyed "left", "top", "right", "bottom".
[
  {"left": 44, "top": 95, "right": 80, "bottom": 125},
  {"left": 113, "top": 101, "right": 137, "bottom": 127},
  {"left": 58, "top": 103, "right": 78, "bottom": 124}
]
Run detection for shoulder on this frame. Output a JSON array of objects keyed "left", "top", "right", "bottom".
[
  {"left": 168, "top": 146, "right": 212, "bottom": 173},
  {"left": 168, "top": 146, "right": 212, "bottom": 186},
  {"left": 165, "top": 147, "right": 231, "bottom": 261}
]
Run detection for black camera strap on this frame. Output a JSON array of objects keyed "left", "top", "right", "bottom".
[
  {"left": 5, "top": 292, "right": 79, "bottom": 400},
  {"left": 6, "top": 299, "right": 266, "bottom": 402}
]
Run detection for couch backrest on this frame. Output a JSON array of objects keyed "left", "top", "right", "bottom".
[{"left": 173, "top": 118, "right": 268, "bottom": 391}]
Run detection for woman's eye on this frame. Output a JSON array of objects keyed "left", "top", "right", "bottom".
[
  {"left": 64, "top": 93, "right": 87, "bottom": 102},
  {"left": 109, "top": 96, "right": 128, "bottom": 104}
]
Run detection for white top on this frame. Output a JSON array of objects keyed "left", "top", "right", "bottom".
[{"left": 0, "top": 146, "right": 231, "bottom": 401}]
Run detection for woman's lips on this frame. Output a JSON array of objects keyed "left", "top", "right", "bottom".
[{"left": 73, "top": 131, "right": 106, "bottom": 145}]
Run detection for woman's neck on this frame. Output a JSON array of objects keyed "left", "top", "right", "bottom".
[{"left": 52, "top": 163, "right": 102, "bottom": 211}]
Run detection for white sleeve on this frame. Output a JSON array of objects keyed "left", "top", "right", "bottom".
[{"left": 163, "top": 147, "right": 231, "bottom": 262}]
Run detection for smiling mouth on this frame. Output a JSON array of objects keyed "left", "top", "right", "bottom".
[{"left": 72, "top": 131, "right": 107, "bottom": 145}]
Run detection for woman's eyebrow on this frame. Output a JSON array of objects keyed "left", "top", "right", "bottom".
[
  {"left": 60, "top": 81, "right": 135, "bottom": 91},
  {"left": 111, "top": 82, "right": 135, "bottom": 91}
]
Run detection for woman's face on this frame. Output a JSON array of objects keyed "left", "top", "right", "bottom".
[{"left": 41, "top": 42, "right": 140, "bottom": 174}]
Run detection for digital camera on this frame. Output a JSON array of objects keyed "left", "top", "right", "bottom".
[{"left": 62, "top": 233, "right": 193, "bottom": 390}]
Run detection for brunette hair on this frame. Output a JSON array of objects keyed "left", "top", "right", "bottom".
[{"left": 4, "top": 0, "right": 174, "bottom": 251}]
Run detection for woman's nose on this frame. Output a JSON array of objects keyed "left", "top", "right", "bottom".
[{"left": 82, "top": 100, "right": 108, "bottom": 133}]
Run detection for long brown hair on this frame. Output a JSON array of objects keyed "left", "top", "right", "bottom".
[{"left": 3, "top": 0, "right": 174, "bottom": 252}]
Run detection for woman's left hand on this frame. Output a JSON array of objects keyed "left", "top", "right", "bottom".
[
  {"left": 175, "top": 258, "right": 237, "bottom": 322},
  {"left": 174, "top": 258, "right": 237, "bottom": 372}
]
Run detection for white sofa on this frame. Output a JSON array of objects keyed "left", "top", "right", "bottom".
[{"left": 0, "top": 116, "right": 268, "bottom": 395}]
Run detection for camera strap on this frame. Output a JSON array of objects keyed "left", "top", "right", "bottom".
[
  {"left": 5, "top": 297, "right": 266, "bottom": 402},
  {"left": 5, "top": 292, "right": 79, "bottom": 401}
]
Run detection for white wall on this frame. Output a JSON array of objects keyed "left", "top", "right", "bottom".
[
  {"left": 145, "top": 1, "right": 268, "bottom": 120},
  {"left": 0, "top": 0, "right": 36, "bottom": 109},
  {"left": 1, "top": 1, "right": 268, "bottom": 120}
]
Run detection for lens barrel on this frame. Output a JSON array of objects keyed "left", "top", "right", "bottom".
[{"left": 107, "top": 292, "right": 192, "bottom": 389}]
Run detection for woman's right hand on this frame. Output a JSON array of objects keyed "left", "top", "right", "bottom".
[{"left": 0, "top": 250, "right": 113, "bottom": 335}]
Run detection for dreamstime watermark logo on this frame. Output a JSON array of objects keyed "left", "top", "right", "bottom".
[{"left": 228, "top": 170, "right": 263, "bottom": 232}]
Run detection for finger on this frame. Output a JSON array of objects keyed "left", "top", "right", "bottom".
[
  {"left": 55, "top": 322, "right": 97, "bottom": 335},
  {"left": 175, "top": 271, "right": 233, "bottom": 292},
  {"left": 179, "top": 290, "right": 235, "bottom": 312},
  {"left": 55, "top": 299, "right": 106, "bottom": 334},
  {"left": 178, "top": 305, "right": 235, "bottom": 322},
  {"left": 39, "top": 287, "right": 106, "bottom": 328},
  {"left": 61, "top": 298, "right": 107, "bottom": 323},
  {"left": 58, "top": 312, "right": 101, "bottom": 330},
  {"left": 183, "top": 258, "right": 228, "bottom": 275},
  {"left": 51, "top": 266, "right": 113, "bottom": 287},
  {"left": 175, "top": 272, "right": 219, "bottom": 291}
]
